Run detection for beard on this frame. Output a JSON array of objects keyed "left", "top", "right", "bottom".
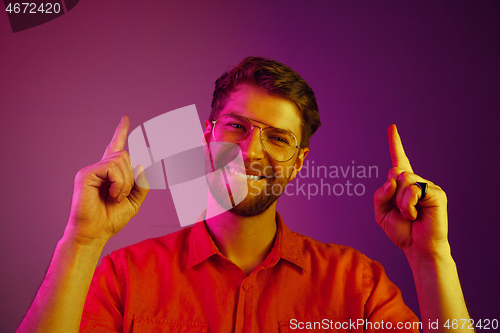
[
  {"left": 204, "top": 141, "right": 291, "bottom": 217},
  {"left": 227, "top": 173, "right": 290, "bottom": 216}
]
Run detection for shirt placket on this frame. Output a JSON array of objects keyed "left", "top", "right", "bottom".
[{"left": 234, "top": 274, "right": 255, "bottom": 333}]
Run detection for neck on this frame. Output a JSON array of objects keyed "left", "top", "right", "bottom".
[{"left": 205, "top": 202, "right": 278, "bottom": 275}]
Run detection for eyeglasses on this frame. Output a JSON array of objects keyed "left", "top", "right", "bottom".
[{"left": 211, "top": 114, "right": 301, "bottom": 162}]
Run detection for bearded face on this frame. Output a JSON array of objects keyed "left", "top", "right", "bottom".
[
  {"left": 203, "top": 84, "right": 308, "bottom": 217},
  {"left": 204, "top": 141, "right": 294, "bottom": 217}
]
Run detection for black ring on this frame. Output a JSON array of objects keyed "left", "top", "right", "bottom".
[{"left": 415, "top": 182, "right": 428, "bottom": 201}]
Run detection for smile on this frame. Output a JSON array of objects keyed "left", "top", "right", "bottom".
[{"left": 227, "top": 166, "right": 264, "bottom": 181}]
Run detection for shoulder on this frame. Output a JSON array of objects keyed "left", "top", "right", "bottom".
[
  {"left": 105, "top": 226, "right": 194, "bottom": 267},
  {"left": 290, "top": 231, "right": 396, "bottom": 295},
  {"left": 290, "top": 231, "right": 381, "bottom": 276},
  {"left": 293, "top": 231, "right": 371, "bottom": 262}
]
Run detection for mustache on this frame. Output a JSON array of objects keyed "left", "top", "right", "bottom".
[
  {"left": 204, "top": 142, "right": 290, "bottom": 179},
  {"left": 245, "top": 162, "right": 274, "bottom": 178}
]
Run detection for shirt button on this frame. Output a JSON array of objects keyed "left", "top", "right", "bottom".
[{"left": 242, "top": 283, "right": 249, "bottom": 291}]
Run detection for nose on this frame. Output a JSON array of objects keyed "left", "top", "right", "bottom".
[{"left": 239, "top": 127, "right": 265, "bottom": 160}]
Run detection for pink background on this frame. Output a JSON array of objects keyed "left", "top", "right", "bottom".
[{"left": 1, "top": 1, "right": 499, "bottom": 331}]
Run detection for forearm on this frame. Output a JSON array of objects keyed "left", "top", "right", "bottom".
[
  {"left": 407, "top": 246, "right": 473, "bottom": 333},
  {"left": 17, "top": 234, "right": 106, "bottom": 333}
]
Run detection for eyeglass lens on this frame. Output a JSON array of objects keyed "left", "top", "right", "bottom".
[{"left": 214, "top": 115, "right": 297, "bottom": 162}]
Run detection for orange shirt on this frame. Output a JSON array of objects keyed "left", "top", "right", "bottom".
[{"left": 81, "top": 213, "right": 420, "bottom": 332}]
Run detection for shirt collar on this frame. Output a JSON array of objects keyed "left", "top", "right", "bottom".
[
  {"left": 187, "top": 211, "right": 307, "bottom": 272},
  {"left": 273, "top": 212, "right": 307, "bottom": 271},
  {"left": 187, "top": 211, "right": 221, "bottom": 268}
]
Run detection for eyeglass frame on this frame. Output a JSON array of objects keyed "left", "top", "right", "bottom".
[{"left": 210, "top": 113, "right": 302, "bottom": 162}]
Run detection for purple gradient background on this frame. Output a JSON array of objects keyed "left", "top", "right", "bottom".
[{"left": 1, "top": 1, "right": 499, "bottom": 331}]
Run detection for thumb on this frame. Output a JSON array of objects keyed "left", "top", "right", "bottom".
[
  {"left": 374, "top": 178, "right": 396, "bottom": 222},
  {"left": 128, "top": 164, "right": 150, "bottom": 207}
]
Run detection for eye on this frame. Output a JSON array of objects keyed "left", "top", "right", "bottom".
[
  {"left": 266, "top": 135, "right": 290, "bottom": 146},
  {"left": 271, "top": 136, "right": 288, "bottom": 144},
  {"left": 222, "top": 121, "right": 247, "bottom": 132},
  {"left": 229, "top": 123, "right": 243, "bottom": 129}
]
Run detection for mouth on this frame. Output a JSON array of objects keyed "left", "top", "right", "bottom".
[{"left": 225, "top": 166, "right": 267, "bottom": 181}]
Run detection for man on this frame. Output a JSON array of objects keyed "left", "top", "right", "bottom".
[{"left": 17, "top": 57, "right": 471, "bottom": 332}]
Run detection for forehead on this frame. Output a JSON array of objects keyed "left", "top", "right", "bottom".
[{"left": 221, "top": 84, "right": 302, "bottom": 139}]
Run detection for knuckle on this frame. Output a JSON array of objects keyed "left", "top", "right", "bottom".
[
  {"left": 397, "top": 171, "right": 409, "bottom": 182},
  {"left": 116, "top": 150, "right": 127, "bottom": 159},
  {"left": 115, "top": 151, "right": 132, "bottom": 168},
  {"left": 115, "top": 177, "right": 124, "bottom": 187},
  {"left": 75, "top": 164, "right": 93, "bottom": 180},
  {"left": 74, "top": 168, "right": 87, "bottom": 184},
  {"left": 75, "top": 167, "right": 86, "bottom": 178},
  {"left": 120, "top": 150, "right": 131, "bottom": 160},
  {"left": 387, "top": 167, "right": 398, "bottom": 179},
  {"left": 434, "top": 185, "right": 447, "bottom": 201},
  {"left": 108, "top": 160, "right": 122, "bottom": 178},
  {"left": 116, "top": 155, "right": 126, "bottom": 166},
  {"left": 411, "top": 183, "right": 421, "bottom": 196}
]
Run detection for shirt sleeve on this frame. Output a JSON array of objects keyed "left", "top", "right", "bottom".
[
  {"left": 362, "top": 257, "right": 421, "bottom": 332},
  {"left": 80, "top": 254, "right": 124, "bottom": 332}
]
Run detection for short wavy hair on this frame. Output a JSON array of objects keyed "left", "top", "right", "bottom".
[{"left": 209, "top": 56, "right": 321, "bottom": 147}]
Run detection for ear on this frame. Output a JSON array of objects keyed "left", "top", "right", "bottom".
[
  {"left": 202, "top": 120, "right": 212, "bottom": 146},
  {"left": 289, "top": 147, "right": 309, "bottom": 181}
]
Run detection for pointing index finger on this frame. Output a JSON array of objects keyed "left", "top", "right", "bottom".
[
  {"left": 388, "top": 124, "right": 413, "bottom": 173},
  {"left": 102, "top": 115, "right": 130, "bottom": 160}
]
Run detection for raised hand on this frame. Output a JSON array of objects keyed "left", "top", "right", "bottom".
[
  {"left": 373, "top": 124, "right": 449, "bottom": 258},
  {"left": 65, "top": 115, "right": 149, "bottom": 245}
]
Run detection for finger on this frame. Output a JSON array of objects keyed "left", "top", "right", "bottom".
[
  {"left": 401, "top": 184, "right": 421, "bottom": 221},
  {"left": 80, "top": 158, "right": 126, "bottom": 201},
  {"left": 107, "top": 161, "right": 127, "bottom": 202},
  {"left": 128, "top": 164, "right": 150, "bottom": 210},
  {"left": 117, "top": 150, "right": 135, "bottom": 198},
  {"left": 387, "top": 166, "right": 406, "bottom": 181},
  {"left": 133, "top": 164, "right": 150, "bottom": 190},
  {"left": 395, "top": 171, "right": 413, "bottom": 219},
  {"left": 387, "top": 167, "right": 405, "bottom": 208},
  {"left": 102, "top": 115, "right": 130, "bottom": 160},
  {"left": 388, "top": 124, "right": 413, "bottom": 173},
  {"left": 123, "top": 150, "right": 135, "bottom": 196},
  {"left": 108, "top": 150, "right": 135, "bottom": 201},
  {"left": 394, "top": 171, "right": 434, "bottom": 219},
  {"left": 374, "top": 178, "right": 397, "bottom": 223}
]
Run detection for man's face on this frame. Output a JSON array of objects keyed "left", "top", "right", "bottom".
[{"left": 204, "top": 83, "right": 309, "bottom": 216}]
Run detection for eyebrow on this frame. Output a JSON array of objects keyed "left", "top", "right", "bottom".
[{"left": 223, "top": 110, "right": 296, "bottom": 135}]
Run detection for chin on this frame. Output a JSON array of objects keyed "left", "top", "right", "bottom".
[{"left": 228, "top": 193, "right": 279, "bottom": 217}]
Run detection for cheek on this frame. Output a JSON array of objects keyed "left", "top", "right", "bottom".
[{"left": 272, "top": 163, "right": 296, "bottom": 179}]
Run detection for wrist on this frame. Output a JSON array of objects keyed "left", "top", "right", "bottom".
[
  {"left": 54, "top": 236, "right": 106, "bottom": 275},
  {"left": 62, "top": 221, "right": 110, "bottom": 250},
  {"left": 404, "top": 240, "right": 451, "bottom": 262},
  {"left": 405, "top": 243, "right": 456, "bottom": 275},
  {"left": 61, "top": 229, "right": 107, "bottom": 254}
]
